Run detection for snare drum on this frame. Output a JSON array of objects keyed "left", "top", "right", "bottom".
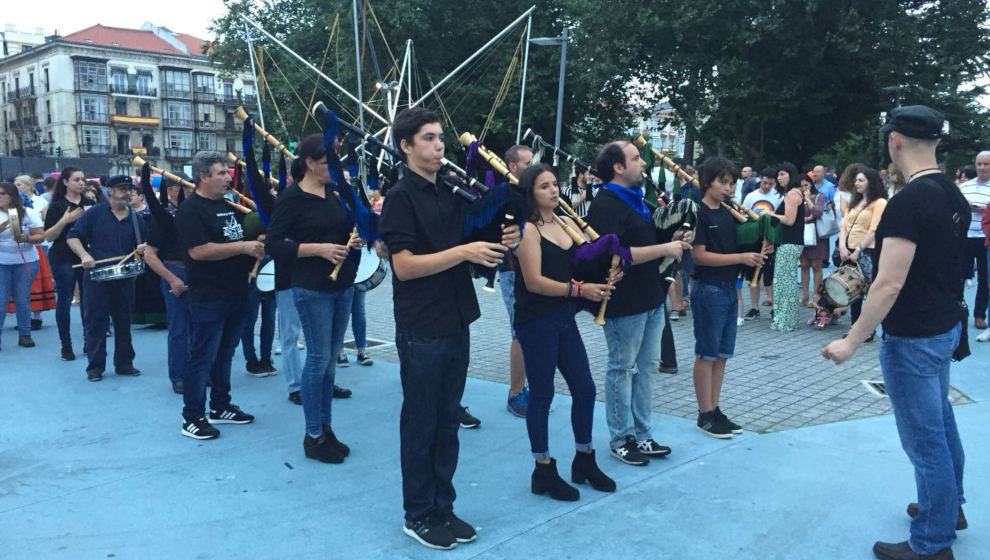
[
  {"left": 256, "top": 260, "right": 276, "bottom": 293},
  {"left": 89, "top": 260, "right": 146, "bottom": 282},
  {"left": 354, "top": 254, "right": 386, "bottom": 292},
  {"left": 822, "top": 264, "right": 867, "bottom": 307}
]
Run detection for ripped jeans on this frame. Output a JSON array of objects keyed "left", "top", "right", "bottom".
[{"left": 602, "top": 304, "right": 664, "bottom": 449}]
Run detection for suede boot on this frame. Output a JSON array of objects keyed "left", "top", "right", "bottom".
[
  {"left": 531, "top": 458, "right": 579, "bottom": 501},
  {"left": 571, "top": 450, "right": 616, "bottom": 492}
]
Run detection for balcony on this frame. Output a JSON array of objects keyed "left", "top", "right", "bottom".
[
  {"left": 10, "top": 87, "right": 37, "bottom": 101},
  {"left": 9, "top": 119, "right": 20, "bottom": 130},
  {"left": 222, "top": 118, "right": 240, "bottom": 132},
  {"left": 162, "top": 87, "right": 192, "bottom": 100},
  {"left": 195, "top": 120, "right": 216, "bottom": 130},
  {"left": 80, "top": 144, "right": 111, "bottom": 156},
  {"left": 75, "top": 80, "right": 109, "bottom": 93},
  {"left": 111, "top": 84, "right": 158, "bottom": 97},
  {"left": 111, "top": 114, "right": 161, "bottom": 127},
  {"left": 217, "top": 93, "right": 256, "bottom": 106},
  {"left": 77, "top": 111, "right": 110, "bottom": 124},
  {"left": 194, "top": 88, "right": 216, "bottom": 102},
  {"left": 163, "top": 117, "right": 193, "bottom": 129},
  {"left": 165, "top": 147, "right": 193, "bottom": 159}
]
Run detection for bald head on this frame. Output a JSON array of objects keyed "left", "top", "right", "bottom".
[
  {"left": 812, "top": 165, "right": 825, "bottom": 184},
  {"left": 976, "top": 151, "right": 990, "bottom": 182}
]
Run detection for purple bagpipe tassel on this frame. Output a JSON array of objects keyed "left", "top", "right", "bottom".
[
  {"left": 573, "top": 233, "right": 632, "bottom": 269},
  {"left": 485, "top": 170, "right": 496, "bottom": 189}
]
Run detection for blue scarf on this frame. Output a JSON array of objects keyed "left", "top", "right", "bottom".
[{"left": 604, "top": 183, "right": 650, "bottom": 223}]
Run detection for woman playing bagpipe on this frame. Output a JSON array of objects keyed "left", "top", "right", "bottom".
[{"left": 513, "top": 163, "right": 623, "bottom": 501}]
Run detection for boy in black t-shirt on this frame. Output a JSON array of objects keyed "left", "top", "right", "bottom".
[
  {"left": 690, "top": 158, "right": 767, "bottom": 439},
  {"left": 823, "top": 106, "right": 969, "bottom": 560}
]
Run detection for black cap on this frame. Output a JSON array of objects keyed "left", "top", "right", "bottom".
[
  {"left": 106, "top": 175, "right": 138, "bottom": 189},
  {"left": 881, "top": 105, "right": 945, "bottom": 139}
]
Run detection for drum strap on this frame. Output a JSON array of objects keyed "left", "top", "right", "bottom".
[{"left": 129, "top": 208, "right": 143, "bottom": 246}]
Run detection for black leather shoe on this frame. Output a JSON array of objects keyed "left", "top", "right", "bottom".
[
  {"left": 18, "top": 335, "right": 35, "bottom": 347},
  {"left": 873, "top": 540, "right": 953, "bottom": 559},
  {"left": 288, "top": 391, "right": 302, "bottom": 405},
  {"left": 172, "top": 381, "right": 184, "bottom": 394},
  {"left": 332, "top": 384, "right": 352, "bottom": 399},
  {"left": 30, "top": 318, "right": 42, "bottom": 331},
  {"left": 906, "top": 503, "right": 967, "bottom": 530},
  {"left": 115, "top": 366, "right": 141, "bottom": 376},
  {"left": 87, "top": 371, "right": 103, "bottom": 382}
]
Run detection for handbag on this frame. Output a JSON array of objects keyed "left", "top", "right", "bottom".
[
  {"left": 816, "top": 200, "right": 840, "bottom": 239},
  {"left": 803, "top": 222, "right": 818, "bottom": 246}
]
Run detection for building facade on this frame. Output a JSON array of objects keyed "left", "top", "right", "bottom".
[{"left": 0, "top": 23, "right": 256, "bottom": 175}]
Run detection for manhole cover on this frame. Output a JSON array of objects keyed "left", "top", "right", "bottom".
[{"left": 862, "top": 380, "right": 887, "bottom": 397}]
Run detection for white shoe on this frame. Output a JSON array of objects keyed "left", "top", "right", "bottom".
[
  {"left": 977, "top": 330, "right": 990, "bottom": 342},
  {"left": 670, "top": 310, "right": 680, "bottom": 321},
  {"left": 273, "top": 344, "right": 282, "bottom": 355},
  {"left": 736, "top": 317, "right": 745, "bottom": 327}
]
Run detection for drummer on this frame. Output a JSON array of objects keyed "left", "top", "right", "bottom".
[{"left": 66, "top": 175, "right": 148, "bottom": 382}]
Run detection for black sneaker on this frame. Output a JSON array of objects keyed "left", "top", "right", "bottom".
[
  {"left": 61, "top": 346, "right": 76, "bottom": 361},
  {"left": 610, "top": 436, "right": 650, "bottom": 466},
  {"left": 87, "top": 370, "right": 103, "bottom": 382},
  {"left": 403, "top": 515, "right": 457, "bottom": 550},
  {"left": 744, "top": 308, "right": 760, "bottom": 320},
  {"left": 182, "top": 416, "right": 220, "bottom": 440},
  {"left": 332, "top": 384, "right": 352, "bottom": 399},
  {"left": 357, "top": 352, "right": 373, "bottom": 366},
  {"left": 115, "top": 365, "right": 141, "bottom": 376},
  {"left": 208, "top": 404, "right": 255, "bottom": 424},
  {"left": 303, "top": 432, "right": 345, "bottom": 464},
  {"left": 459, "top": 406, "right": 481, "bottom": 429},
  {"left": 439, "top": 511, "right": 476, "bottom": 543},
  {"left": 288, "top": 391, "right": 302, "bottom": 405},
  {"left": 636, "top": 438, "right": 672, "bottom": 458},
  {"left": 172, "top": 381, "right": 184, "bottom": 394},
  {"left": 245, "top": 359, "right": 266, "bottom": 378},
  {"left": 31, "top": 318, "right": 42, "bottom": 331},
  {"left": 336, "top": 354, "right": 349, "bottom": 368},
  {"left": 697, "top": 410, "right": 733, "bottom": 439},
  {"left": 714, "top": 407, "right": 743, "bottom": 434},
  {"left": 259, "top": 357, "right": 278, "bottom": 375}
]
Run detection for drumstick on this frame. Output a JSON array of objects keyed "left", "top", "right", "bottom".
[
  {"left": 116, "top": 249, "right": 138, "bottom": 265},
  {"left": 329, "top": 227, "right": 358, "bottom": 281},
  {"left": 72, "top": 253, "right": 133, "bottom": 268},
  {"left": 249, "top": 259, "right": 261, "bottom": 279}
]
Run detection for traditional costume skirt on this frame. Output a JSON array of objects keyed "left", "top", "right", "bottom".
[{"left": 6, "top": 246, "right": 55, "bottom": 313}]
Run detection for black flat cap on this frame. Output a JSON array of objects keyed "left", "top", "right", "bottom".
[
  {"left": 106, "top": 175, "right": 138, "bottom": 189},
  {"left": 881, "top": 105, "right": 945, "bottom": 139}
]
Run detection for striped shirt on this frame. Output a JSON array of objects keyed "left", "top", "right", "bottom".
[{"left": 958, "top": 178, "right": 990, "bottom": 238}]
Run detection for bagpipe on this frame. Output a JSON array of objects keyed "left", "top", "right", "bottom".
[
  {"left": 132, "top": 156, "right": 254, "bottom": 215},
  {"left": 632, "top": 135, "right": 780, "bottom": 286},
  {"left": 459, "top": 132, "right": 629, "bottom": 325}
]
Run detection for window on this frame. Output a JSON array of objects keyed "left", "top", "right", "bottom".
[
  {"left": 136, "top": 73, "right": 152, "bottom": 95},
  {"left": 117, "top": 133, "right": 129, "bottom": 154},
  {"left": 80, "top": 125, "right": 109, "bottom": 154},
  {"left": 111, "top": 70, "right": 127, "bottom": 93},
  {"left": 142, "top": 134, "right": 155, "bottom": 151},
  {"left": 46, "top": 100, "right": 51, "bottom": 124},
  {"left": 225, "top": 139, "right": 236, "bottom": 154},
  {"left": 74, "top": 60, "right": 107, "bottom": 92},
  {"left": 162, "top": 70, "right": 190, "bottom": 98},
  {"left": 196, "top": 132, "right": 215, "bottom": 151},
  {"left": 166, "top": 130, "right": 193, "bottom": 157},
  {"left": 139, "top": 102, "right": 152, "bottom": 117},
  {"left": 28, "top": 73, "right": 35, "bottom": 94},
  {"left": 223, "top": 82, "right": 233, "bottom": 97},
  {"left": 77, "top": 94, "right": 108, "bottom": 121},
  {"left": 43, "top": 68, "right": 50, "bottom": 92},
  {"left": 115, "top": 99, "right": 127, "bottom": 115},
  {"left": 194, "top": 73, "right": 215, "bottom": 94},
  {"left": 166, "top": 101, "right": 191, "bottom": 126}
]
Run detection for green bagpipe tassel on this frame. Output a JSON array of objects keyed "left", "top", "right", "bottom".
[{"left": 735, "top": 213, "right": 782, "bottom": 249}]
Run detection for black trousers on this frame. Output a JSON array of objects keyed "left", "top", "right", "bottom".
[
  {"left": 83, "top": 276, "right": 135, "bottom": 374},
  {"left": 965, "top": 238, "right": 987, "bottom": 319}
]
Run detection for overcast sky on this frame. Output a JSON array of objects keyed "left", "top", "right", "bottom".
[{"left": 3, "top": 0, "right": 229, "bottom": 40}]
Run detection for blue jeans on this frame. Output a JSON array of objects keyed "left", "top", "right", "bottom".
[
  {"left": 51, "top": 260, "right": 85, "bottom": 347},
  {"left": 396, "top": 327, "right": 469, "bottom": 522},
  {"left": 276, "top": 289, "right": 303, "bottom": 393},
  {"left": 160, "top": 263, "right": 189, "bottom": 384},
  {"left": 690, "top": 281, "right": 738, "bottom": 360},
  {"left": 293, "top": 286, "right": 354, "bottom": 436},
  {"left": 0, "top": 260, "right": 40, "bottom": 338},
  {"left": 82, "top": 276, "right": 135, "bottom": 374},
  {"left": 183, "top": 298, "right": 245, "bottom": 421},
  {"left": 516, "top": 304, "right": 595, "bottom": 458},
  {"left": 349, "top": 289, "right": 367, "bottom": 350},
  {"left": 241, "top": 279, "right": 276, "bottom": 361},
  {"left": 602, "top": 304, "right": 663, "bottom": 449},
  {"left": 680, "top": 253, "right": 693, "bottom": 298},
  {"left": 880, "top": 323, "right": 965, "bottom": 555}
]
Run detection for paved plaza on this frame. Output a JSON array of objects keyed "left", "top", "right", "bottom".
[{"left": 0, "top": 272, "right": 987, "bottom": 559}]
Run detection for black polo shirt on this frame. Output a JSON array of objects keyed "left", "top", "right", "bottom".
[
  {"left": 380, "top": 169, "right": 480, "bottom": 337},
  {"left": 585, "top": 189, "right": 664, "bottom": 318},
  {"left": 266, "top": 183, "right": 356, "bottom": 292},
  {"left": 175, "top": 192, "right": 254, "bottom": 301},
  {"left": 67, "top": 202, "right": 148, "bottom": 261}
]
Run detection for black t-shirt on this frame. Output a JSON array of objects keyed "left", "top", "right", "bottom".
[
  {"left": 585, "top": 189, "right": 663, "bottom": 318},
  {"left": 175, "top": 193, "right": 254, "bottom": 301},
  {"left": 693, "top": 203, "right": 739, "bottom": 284},
  {"left": 44, "top": 196, "right": 95, "bottom": 264},
  {"left": 147, "top": 213, "right": 184, "bottom": 262},
  {"left": 380, "top": 170, "right": 480, "bottom": 338},
  {"left": 876, "top": 173, "right": 968, "bottom": 337},
  {"left": 265, "top": 184, "right": 356, "bottom": 292}
]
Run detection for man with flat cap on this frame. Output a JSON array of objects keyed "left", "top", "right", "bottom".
[
  {"left": 67, "top": 175, "right": 148, "bottom": 381},
  {"left": 824, "top": 105, "right": 970, "bottom": 560}
]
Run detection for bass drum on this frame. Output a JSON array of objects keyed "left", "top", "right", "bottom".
[
  {"left": 354, "top": 253, "right": 386, "bottom": 292},
  {"left": 256, "top": 259, "right": 276, "bottom": 293}
]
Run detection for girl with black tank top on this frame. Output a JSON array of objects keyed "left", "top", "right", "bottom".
[
  {"left": 768, "top": 163, "right": 806, "bottom": 331},
  {"left": 513, "top": 164, "right": 616, "bottom": 502}
]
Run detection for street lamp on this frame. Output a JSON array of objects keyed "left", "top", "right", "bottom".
[{"left": 530, "top": 28, "right": 568, "bottom": 166}]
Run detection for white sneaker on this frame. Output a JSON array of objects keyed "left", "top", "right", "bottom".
[
  {"left": 736, "top": 317, "right": 745, "bottom": 327},
  {"left": 977, "top": 330, "right": 990, "bottom": 342},
  {"left": 670, "top": 310, "right": 680, "bottom": 321}
]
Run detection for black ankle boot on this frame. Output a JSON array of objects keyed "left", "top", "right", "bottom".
[
  {"left": 531, "top": 458, "right": 579, "bottom": 501},
  {"left": 323, "top": 424, "right": 350, "bottom": 457},
  {"left": 571, "top": 450, "right": 616, "bottom": 492}
]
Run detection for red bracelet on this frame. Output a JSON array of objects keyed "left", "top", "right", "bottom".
[{"left": 571, "top": 279, "right": 584, "bottom": 298}]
